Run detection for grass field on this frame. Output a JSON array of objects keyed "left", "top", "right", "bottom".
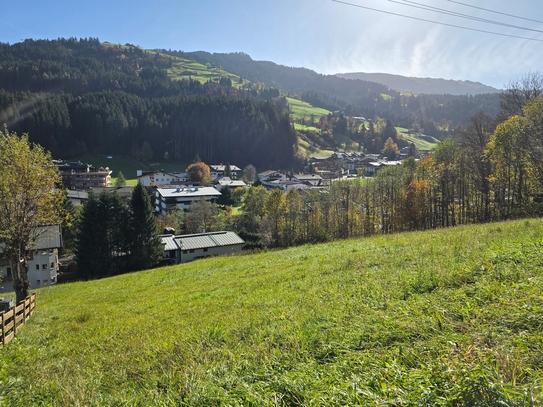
[
  {"left": 396, "top": 127, "right": 440, "bottom": 151},
  {"left": 287, "top": 97, "right": 331, "bottom": 122},
  {"left": 2, "top": 219, "right": 543, "bottom": 405}
]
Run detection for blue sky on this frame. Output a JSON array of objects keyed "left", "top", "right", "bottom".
[{"left": 2, "top": 0, "right": 542, "bottom": 89}]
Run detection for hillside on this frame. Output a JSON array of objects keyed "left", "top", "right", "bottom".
[
  {"left": 2, "top": 219, "right": 543, "bottom": 405},
  {"left": 336, "top": 72, "right": 501, "bottom": 96}
]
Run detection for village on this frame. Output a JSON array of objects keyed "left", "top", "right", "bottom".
[{"left": 0, "top": 149, "right": 418, "bottom": 292}]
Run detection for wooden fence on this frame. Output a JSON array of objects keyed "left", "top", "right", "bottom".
[{"left": 0, "top": 293, "right": 37, "bottom": 345}]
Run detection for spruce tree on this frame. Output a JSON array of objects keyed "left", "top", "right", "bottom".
[{"left": 128, "top": 183, "right": 163, "bottom": 271}]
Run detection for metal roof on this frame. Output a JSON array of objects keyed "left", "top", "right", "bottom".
[
  {"left": 157, "top": 187, "right": 221, "bottom": 199},
  {"left": 160, "top": 234, "right": 179, "bottom": 251},
  {"left": 173, "top": 231, "right": 244, "bottom": 251},
  {"left": 33, "top": 225, "right": 63, "bottom": 250}
]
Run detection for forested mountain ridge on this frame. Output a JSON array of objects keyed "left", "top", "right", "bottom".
[
  {"left": 0, "top": 38, "right": 501, "bottom": 166},
  {"left": 0, "top": 38, "right": 297, "bottom": 167},
  {"left": 161, "top": 49, "right": 501, "bottom": 129},
  {"left": 336, "top": 72, "right": 500, "bottom": 96}
]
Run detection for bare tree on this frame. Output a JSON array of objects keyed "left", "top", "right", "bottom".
[{"left": 499, "top": 71, "right": 543, "bottom": 121}]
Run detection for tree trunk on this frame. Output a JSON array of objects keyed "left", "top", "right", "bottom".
[{"left": 10, "top": 253, "right": 30, "bottom": 305}]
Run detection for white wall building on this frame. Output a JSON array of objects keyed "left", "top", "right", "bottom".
[
  {"left": 0, "top": 225, "right": 63, "bottom": 292},
  {"left": 137, "top": 170, "right": 189, "bottom": 187},
  {"left": 155, "top": 186, "right": 222, "bottom": 214}
]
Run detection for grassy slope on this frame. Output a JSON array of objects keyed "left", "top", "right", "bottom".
[
  {"left": 287, "top": 97, "right": 330, "bottom": 122},
  {"left": 397, "top": 127, "right": 440, "bottom": 151},
  {"left": 2, "top": 219, "right": 543, "bottom": 405}
]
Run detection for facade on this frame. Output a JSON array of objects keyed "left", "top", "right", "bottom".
[
  {"left": 56, "top": 161, "right": 112, "bottom": 190},
  {"left": 137, "top": 170, "right": 189, "bottom": 187},
  {"left": 160, "top": 231, "right": 245, "bottom": 263},
  {"left": 0, "top": 225, "right": 63, "bottom": 292},
  {"left": 210, "top": 164, "right": 241, "bottom": 180},
  {"left": 155, "top": 186, "right": 222, "bottom": 214}
]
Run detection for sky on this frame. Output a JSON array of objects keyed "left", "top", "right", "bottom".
[{"left": 1, "top": 0, "right": 542, "bottom": 89}]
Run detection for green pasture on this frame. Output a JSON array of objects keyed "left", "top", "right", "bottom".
[
  {"left": 396, "top": 127, "right": 439, "bottom": 151},
  {"left": 2, "top": 218, "right": 543, "bottom": 405},
  {"left": 287, "top": 97, "right": 331, "bottom": 122}
]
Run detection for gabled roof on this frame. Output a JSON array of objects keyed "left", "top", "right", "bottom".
[
  {"left": 160, "top": 231, "right": 245, "bottom": 251},
  {"left": 0, "top": 225, "right": 62, "bottom": 254},
  {"left": 33, "top": 225, "right": 63, "bottom": 250},
  {"left": 210, "top": 164, "right": 241, "bottom": 172}
]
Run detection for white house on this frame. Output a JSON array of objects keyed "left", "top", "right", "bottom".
[
  {"left": 292, "top": 173, "right": 323, "bottom": 187},
  {"left": 155, "top": 186, "right": 222, "bottom": 214},
  {"left": 160, "top": 231, "right": 245, "bottom": 263},
  {"left": 210, "top": 164, "right": 241, "bottom": 180},
  {"left": 137, "top": 170, "right": 189, "bottom": 187},
  {"left": 0, "top": 225, "right": 63, "bottom": 292}
]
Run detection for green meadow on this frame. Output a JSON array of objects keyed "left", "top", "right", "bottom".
[
  {"left": 287, "top": 97, "right": 331, "bottom": 123},
  {"left": 2, "top": 218, "right": 543, "bottom": 405},
  {"left": 396, "top": 127, "right": 440, "bottom": 151}
]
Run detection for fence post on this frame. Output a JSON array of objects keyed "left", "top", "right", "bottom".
[{"left": 1, "top": 312, "right": 5, "bottom": 345}]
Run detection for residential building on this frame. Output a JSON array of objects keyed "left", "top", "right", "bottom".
[
  {"left": 210, "top": 164, "right": 241, "bottom": 180},
  {"left": 56, "top": 161, "right": 112, "bottom": 190},
  {"left": 160, "top": 231, "right": 244, "bottom": 263},
  {"left": 155, "top": 186, "right": 222, "bottom": 214},
  {"left": 0, "top": 225, "right": 63, "bottom": 292},
  {"left": 137, "top": 170, "right": 189, "bottom": 187}
]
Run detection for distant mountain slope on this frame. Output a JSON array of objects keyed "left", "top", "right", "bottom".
[{"left": 336, "top": 72, "right": 501, "bottom": 96}]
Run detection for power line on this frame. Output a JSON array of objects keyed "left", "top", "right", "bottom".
[
  {"left": 445, "top": 0, "right": 543, "bottom": 24},
  {"left": 397, "top": 0, "right": 543, "bottom": 34},
  {"left": 330, "top": 0, "right": 543, "bottom": 42}
]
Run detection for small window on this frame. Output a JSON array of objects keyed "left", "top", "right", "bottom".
[
  {"left": 203, "top": 248, "right": 208, "bottom": 252},
  {"left": 183, "top": 250, "right": 188, "bottom": 254},
  {"left": 41, "top": 250, "right": 47, "bottom": 255},
  {"left": 6, "top": 267, "right": 11, "bottom": 276},
  {"left": 50, "top": 262, "right": 54, "bottom": 268},
  {"left": 189, "top": 249, "right": 194, "bottom": 253},
  {"left": 36, "top": 280, "right": 40, "bottom": 286},
  {"left": 51, "top": 276, "right": 56, "bottom": 283},
  {"left": 36, "top": 264, "right": 40, "bottom": 270},
  {"left": 42, "top": 264, "right": 47, "bottom": 270}
]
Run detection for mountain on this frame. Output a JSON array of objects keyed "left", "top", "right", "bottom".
[{"left": 335, "top": 72, "right": 501, "bottom": 96}]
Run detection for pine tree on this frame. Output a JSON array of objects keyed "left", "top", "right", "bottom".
[{"left": 128, "top": 183, "right": 163, "bottom": 271}]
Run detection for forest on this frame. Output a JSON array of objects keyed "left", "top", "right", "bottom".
[{"left": 0, "top": 38, "right": 296, "bottom": 168}]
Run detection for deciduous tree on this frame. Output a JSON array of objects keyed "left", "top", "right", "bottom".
[{"left": 0, "top": 127, "right": 63, "bottom": 303}]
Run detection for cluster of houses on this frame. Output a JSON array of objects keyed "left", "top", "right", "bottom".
[{"left": 0, "top": 152, "right": 414, "bottom": 292}]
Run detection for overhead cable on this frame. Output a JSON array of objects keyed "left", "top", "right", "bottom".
[{"left": 330, "top": 0, "right": 543, "bottom": 42}]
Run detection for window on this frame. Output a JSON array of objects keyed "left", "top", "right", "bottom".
[
  {"left": 36, "top": 264, "right": 40, "bottom": 270},
  {"left": 36, "top": 280, "right": 40, "bottom": 286},
  {"left": 50, "top": 262, "right": 54, "bottom": 268},
  {"left": 42, "top": 264, "right": 47, "bottom": 270},
  {"left": 189, "top": 249, "right": 194, "bottom": 253},
  {"left": 41, "top": 250, "right": 47, "bottom": 255},
  {"left": 183, "top": 250, "right": 188, "bottom": 254},
  {"left": 203, "top": 248, "right": 208, "bottom": 252},
  {"left": 6, "top": 267, "right": 11, "bottom": 276}
]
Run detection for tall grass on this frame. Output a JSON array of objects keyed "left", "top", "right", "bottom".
[{"left": 1, "top": 219, "right": 543, "bottom": 405}]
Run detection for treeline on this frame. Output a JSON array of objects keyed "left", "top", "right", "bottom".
[
  {"left": 0, "top": 39, "right": 297, "bottom": 167},
  {"left": 244, "top": 97, "right": 543, "bottom": 247}
]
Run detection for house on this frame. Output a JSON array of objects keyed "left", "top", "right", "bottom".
[
  {"left": 258, "top": 170, "right": 288, "bottom": 188},
  {"left": 55, "top": 161, "right": 112, "bottom": 190},
  {"left": 292, "top": 173, "right": 323, "bottom": 187},
  {"left": 160, "top": 231, "right": 244, "bottom": 263},
  {"left": 137, "top": 170, "right": 189, "bottom": 187},
  {"left": 215, "top": 177, "right": 247, "bottom": 191},
  {"left": 0, "top": 225, "right": 63, "bottom": 292},
  {"left": 155, "top": 186, "right": 222, "bottom": 214},
  {"left": 66, "top": 190, "right": 89, "bottom": 205},
  {"left": 210, "top": 164, "right": 241, "bottom": 180},
  {"left": 267, "top": 179, "right": 309, "bottom": 191}
]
